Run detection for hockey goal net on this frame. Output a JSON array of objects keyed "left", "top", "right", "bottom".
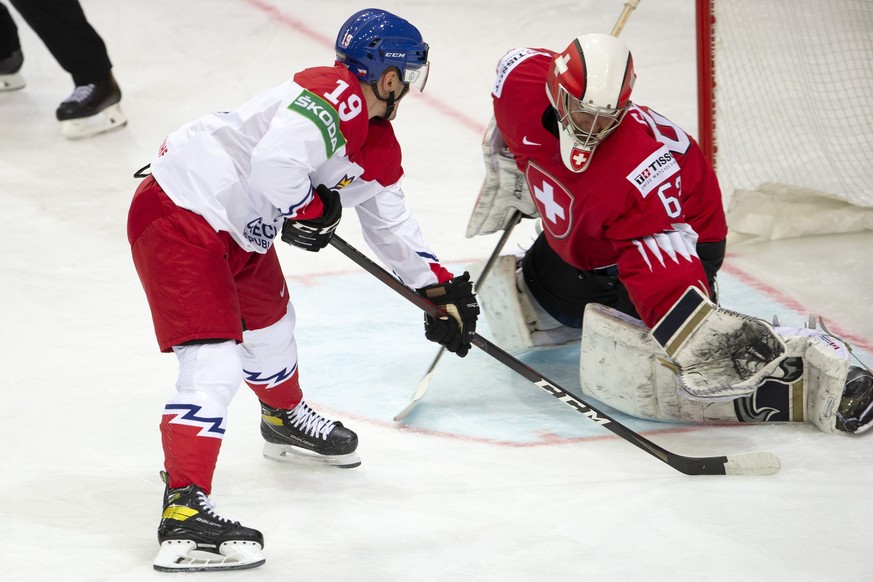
[{"left": 696, "top": 0, "right": 873, "bottom": 238}]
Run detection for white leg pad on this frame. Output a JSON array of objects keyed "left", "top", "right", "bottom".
[
  {"left": 798, "top": 331, "right": 850, "bottom": 433},
  {"left": 580, "top": 303, "right": 769, "bottom": 423},
  {"left": 580, "top": 303, "right": 851, "bottom": 432},
  {"left": 469, "top": 255, "right": 581, "bottom": 354},
  {"left": 468, "top": 255, "right": 535, "bottom": 354},
  {"left": 580, "top": 303, "right": 711, "bottom": 422}
]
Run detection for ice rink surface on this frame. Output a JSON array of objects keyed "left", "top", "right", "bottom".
[{"left": 1, "top": 0, "right": 871, "bottom": 580}]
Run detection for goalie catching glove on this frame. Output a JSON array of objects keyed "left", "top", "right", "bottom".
[
  {"left": 652, "top": 286, "right": 787, "bottom": 400},
  {"left": 281, "top": 184, "right": 342, "bottom": 252},
  {"left": 418, "top": 272, "right": 480, "bottom": 357}
]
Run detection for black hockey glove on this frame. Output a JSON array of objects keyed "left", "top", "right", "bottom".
[
  {"left": 418, "top": 272, "right": 480, "bottom": 357},
  {"left": 281, "top": 184, "right": 342, "bottom": 252}
]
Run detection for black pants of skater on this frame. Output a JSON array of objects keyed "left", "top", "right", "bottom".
[{"left": 1, "top": 0, "right": 112, "bottom": 85}]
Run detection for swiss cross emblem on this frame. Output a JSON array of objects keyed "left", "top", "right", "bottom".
[
  {"left": 526, "top": 162, "right": 574, "bottom": 239},
  {"left": 554, "top": 53, "right": 572, "bottom": 75},
  {"left": 569, "top": 147, "right": 591, "bottom": 172}
]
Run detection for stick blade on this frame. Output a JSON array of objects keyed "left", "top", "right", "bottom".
[
  {"left": 670, "top": 451, "right": 781, "bottom": 476},
  {"left": 722, "top": 451, "right": 782, "bottom": 476},
  {"left": 393, "top": 398, "right": 421, "bottom": 422},
  {"left": 393, "top": 371, "right": 434, "bottom": 421}
]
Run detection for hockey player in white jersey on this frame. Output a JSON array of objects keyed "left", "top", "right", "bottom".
[{"left": 127, "top": 9, "right": 478, "bottom": 572}]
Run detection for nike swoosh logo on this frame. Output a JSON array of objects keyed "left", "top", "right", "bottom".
[
  {"left": 522, "top": 136, "right": 541, "bottom": 146},
  {"left": 280, "top": 283, "right": 286, "bottom": 298}
]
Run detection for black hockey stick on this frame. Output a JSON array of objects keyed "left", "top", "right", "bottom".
[
  {"left": 330, "top": 234, "right": 781, "bottom": 476},
  {"left": 394, "top": 211, "right": 524, "bottom": 421}
]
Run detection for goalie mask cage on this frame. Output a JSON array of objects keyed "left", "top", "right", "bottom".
[{"left": 696, "top": 0, "right": 873, "bottom": 234}]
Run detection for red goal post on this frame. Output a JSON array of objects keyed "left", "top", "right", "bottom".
[{"left": 696, "top": 0, "right": 873, "bottom": 237}]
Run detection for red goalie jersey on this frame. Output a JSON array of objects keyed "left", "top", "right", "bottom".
[{"left": 492, "top": 48, "right": 727, "bottom": 326}]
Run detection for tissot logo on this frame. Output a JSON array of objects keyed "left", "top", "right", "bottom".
[
  {"left": 632, "top": 152, "right": 674, "bottom": 186},
  {"left": 626, "top": 145, "right": 679, "bottom": 197},
  {"left": 492, "top": 48, "right": 547, "bottom": 97}
]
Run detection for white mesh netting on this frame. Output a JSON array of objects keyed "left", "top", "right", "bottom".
[{"left": 707, "top": 0, "right": 873, "bottom": 237}]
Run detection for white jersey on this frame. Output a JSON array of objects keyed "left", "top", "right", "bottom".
[
  {"left": 149, "top": 64, "right": 450, "bottom": 289},
  {"left": 313, "top": 144, "right": 449, "bottom": 289}
]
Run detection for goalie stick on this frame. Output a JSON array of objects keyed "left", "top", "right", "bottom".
[
  {"left": 401, "top": 2, "right": 647, "bottom": 416},
  {"left": 394, "top": 211, "right": 524, "bottom": 421},
  {"left": 611, "top": 0, "right": 641, "bottom": 37},
  {"left": 400, "top": 5, "right": 643, "bottom": 419},
  {"left": 329, "top": 234, "right": 781, "bottom": 476}
]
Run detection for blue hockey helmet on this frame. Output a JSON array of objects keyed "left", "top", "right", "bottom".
[{"left": 335, "top": 9, "right": 430, "bottom": 94}]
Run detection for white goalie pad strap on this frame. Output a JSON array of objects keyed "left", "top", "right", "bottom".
[{"left": 465, "top": 116, "right": 538, "bottom": 238}]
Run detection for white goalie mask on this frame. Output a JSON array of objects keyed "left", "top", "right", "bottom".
[{"left": 546, "top": 34, "right": 636, "bottom": 173}]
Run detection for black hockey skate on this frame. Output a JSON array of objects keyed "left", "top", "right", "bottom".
[
  {"left": 260, "top": 400, "right": 361, "bottom": 468},
  {"left": 0, "top": 49, "right": 25, "bottom": 91},
  {"left": 154, "top": 472, "right": 265, "bottom": 572},
  {"left": 55, "top": 73, "right": 126, "bottom": 139}
]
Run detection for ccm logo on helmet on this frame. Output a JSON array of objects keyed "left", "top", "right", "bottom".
[{"left": 383, "top": 51, "right": 407, "bottom": 58}]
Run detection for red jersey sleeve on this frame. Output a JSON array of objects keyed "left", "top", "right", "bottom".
[
  {"left": 491, "top": 48, "right": 557, "bottom": 172},
  {"left": 613, "top": 232, "right": 711, "bottom": 327},
  {"left": 354, "top": 120, "right": 404, "bottom": 187},
  {"left": 607, "top": 141, "right": 714, "bottom": 325},
  {"left": 629, "top": 106, "right": 727, "bottom": 244}
]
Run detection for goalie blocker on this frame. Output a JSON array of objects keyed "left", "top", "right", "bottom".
[
  {"left": 465, "top": 116, "right": 538, "bottom": 238},
  {"left": 581, "top": 303, "right": 872, "bottom": 434}
]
